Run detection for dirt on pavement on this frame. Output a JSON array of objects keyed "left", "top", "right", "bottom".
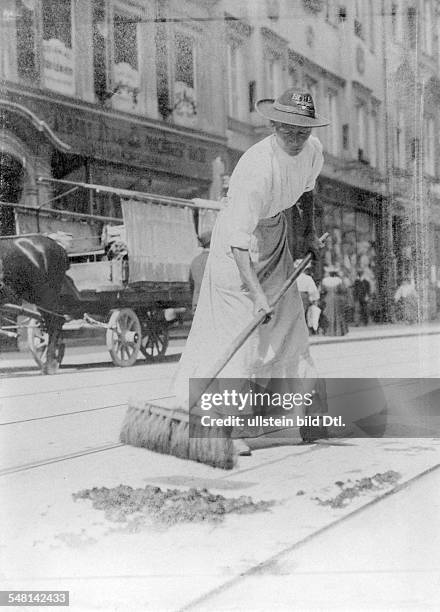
[{"left": 73, "top": 485, "right": 276, "bottom": 529}]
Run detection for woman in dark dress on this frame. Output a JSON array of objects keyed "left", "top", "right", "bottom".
[{"left": 321, "top": 266, "right": 348, "bottom": 336}]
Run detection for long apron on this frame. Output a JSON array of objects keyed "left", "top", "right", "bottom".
[{"left": 173, "top": 206, "right": 317, "bottom": 412}]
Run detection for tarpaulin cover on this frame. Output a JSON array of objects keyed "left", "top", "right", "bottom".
[{"left": 122, "top": 198, "right": 199, "bottom": 283}]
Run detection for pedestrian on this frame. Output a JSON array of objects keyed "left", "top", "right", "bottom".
[
  {"left": 173, "top": 88, "right": 330, "bottom": 454},
  {"left": 353, "top": 269, "right": 371, "bottom": 326},
  {"left": 189, "top": 231, "right": 211, "bottom": 314},
  {"left": 294, "top": 259, "right": 320, "bottom": 333},
  {"left": 394, "top": 275, "right": 418, "bottom": 324},
  {"left": 321, "top": 265, "right": 348, "bottom": 336}
]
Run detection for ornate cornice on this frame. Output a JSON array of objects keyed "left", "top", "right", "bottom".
[
  {"left": 288, "top": 49, "right": 346, "bottom": 86},
  {"left": 224, "top": 13, "right": 252, "bottom": 38},
  {"left": 352, "top": 80, "right": 373, "bottom": 97},
  {"left": 261, "top": 26, "right": 288, "bottom": 50}
]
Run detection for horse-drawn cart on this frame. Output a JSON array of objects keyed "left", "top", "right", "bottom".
[{"left": 1, "top": 179, "right": 220, "bottom": 371}]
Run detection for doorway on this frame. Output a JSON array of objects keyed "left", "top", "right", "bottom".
[{"left": 0, "top": 153, "right": 25, "bottom": 235}]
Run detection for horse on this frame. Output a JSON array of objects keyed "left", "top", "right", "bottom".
[{"left": 0, "top": 234, "right": 69, "bottom": 374}]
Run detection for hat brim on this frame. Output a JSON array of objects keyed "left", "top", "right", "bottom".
[{"left": 256, "top": 99, "right": 330, "bottom": 127}]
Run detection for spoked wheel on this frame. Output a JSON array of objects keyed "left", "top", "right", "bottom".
[
  {"left": 140, "top": 312, "right": 169, "bottom": 362},
  {"left": 27, "top": 321, "right": 65, "bottom": 372},
  {"left": 106, "top": 308, "right": 142, "bottom": 367}
]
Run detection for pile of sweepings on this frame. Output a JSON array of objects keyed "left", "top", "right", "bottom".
[
  {"left": 315, "top": 470, "right": 401, "bottom": 509},
  {"left": 73, "top": 485, "right": 275, "bottom": 526}
]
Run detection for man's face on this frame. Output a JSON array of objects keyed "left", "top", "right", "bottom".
[{"left": 272, "top": 122, "right": 312, "bottom": 156}]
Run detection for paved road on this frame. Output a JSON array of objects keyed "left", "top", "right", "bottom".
[
  {"left": 186, "top": 465, "right": 440, "bottom": 611},
  {"left": 0, "top": 333, "right": 439, "bottom": 610},
  {"left": 2, "top": 324, "right": 440, "bottom": 376},
  {"left": 1, "top": 333, "right": 439, "bottom": 469}
]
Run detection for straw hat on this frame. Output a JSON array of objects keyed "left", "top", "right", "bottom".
[{"left": 256, "top": 88, "right": 330, "bottom": 128}]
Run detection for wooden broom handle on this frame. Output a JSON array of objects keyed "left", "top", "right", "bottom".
[{"left": 189, "top": 232, "right": 329, "bottom": 409}]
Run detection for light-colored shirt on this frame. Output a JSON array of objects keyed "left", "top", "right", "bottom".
[
  {"left": 296, "top": 272, "right": 319, "bottom": 300},
  {"left": 394, "top": 282, "right": 417, "bottom": 301},
  {"left": 225, "top": 134, "right": 324, "bottom": 250}
]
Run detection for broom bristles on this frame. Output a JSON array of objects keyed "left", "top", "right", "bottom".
[
  {"left": 170, "top": 420, "right": 189, "bottom": 458},
  {"left": 120, "top": 402, "right": 237, "bottom": 469}
]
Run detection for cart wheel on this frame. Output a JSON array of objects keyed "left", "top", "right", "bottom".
[
  {"left": 140, "top": 313, "right": 169, "bottom": 362},
  {"left": 27, "top": 321, "right": 65, "bottom": 371},
  {"left": 106, "top": 308, "right": 141, "bottom": 367}
]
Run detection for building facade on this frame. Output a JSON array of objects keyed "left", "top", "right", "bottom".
[
  {"left": 0, "top": 0, "right": 227, "bottom": 234},
  {"left": 220, "top": 0, "right": 440, "bottom": 320},
  {"left": 1, "top": 0, "right": 439, "bottom": 318}
]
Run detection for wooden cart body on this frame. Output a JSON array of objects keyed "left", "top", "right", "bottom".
[{"left": 6, "top": 180, "right": 221, "bottom": 369}]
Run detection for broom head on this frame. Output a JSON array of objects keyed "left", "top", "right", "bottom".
[{"left": 120, "top": 398, "right": 237, "bottom": 470}]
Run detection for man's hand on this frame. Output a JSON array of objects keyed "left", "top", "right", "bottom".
[{"left": 304, "top": 233, "right": 324, "bottom": 261}]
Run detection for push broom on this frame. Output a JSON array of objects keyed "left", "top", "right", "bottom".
[{"left": 120, "top": 233, "right": 329, "bottom": 469}]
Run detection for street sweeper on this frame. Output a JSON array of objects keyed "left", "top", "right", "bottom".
[
  {"left": 121, "top": 88, "right": 331, "bottom": 467},
  {"left": 173, "top": 88, "right": 330, "bottom": 454}
]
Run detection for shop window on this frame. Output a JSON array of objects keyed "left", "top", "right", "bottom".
[
  {"left": 342, "top": 210, "right": 356, "bottom": 270},
  {"left": 173, "top": 31, "right": 197, "bottom": 126},
  {"left": 322, "top": 205, "right": 342, "bottom": 267},
  {"left": 112, "top": 10, "right": 141, "bottom": 112},
  {"left": 16, "top": 0, "right": 38, "bottom": 81},
  {"left": 41, "top": 0, "right": 75, "bottom": 96},
  {"left": 0, "top": 153, "right": 24, "bottom": 236},
  {"left": 356, "top": 211, "right": 376, "bottom": 290},
  {"left": 322, "top": 203, "right": 377, "bottom": 291}
]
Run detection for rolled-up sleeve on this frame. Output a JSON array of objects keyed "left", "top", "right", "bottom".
[
  {"left": 304, "top": 138, "right": 324, "bottom": 192},
  {"left": 225, "top": 154, "right": 268, "bottom": 249}
]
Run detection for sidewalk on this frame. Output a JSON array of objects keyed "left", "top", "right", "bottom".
[
  {"left": 309, "top": 320, "right": 440, "bottom": 345},
  {"left": 1, "top": 321, "right": 440, "bottom": 371},
  {"left": 172, "top": 319, "right": 440, "bottom": 345}
]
